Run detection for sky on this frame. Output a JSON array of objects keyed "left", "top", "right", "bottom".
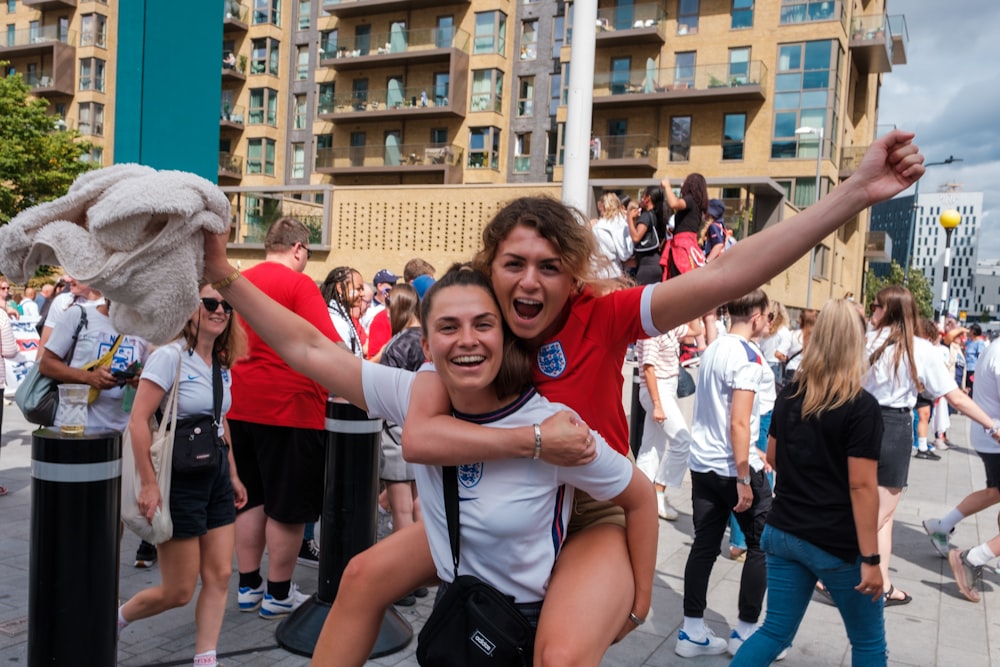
[{"left": 878, "top": 0, "right": 1000, "bottom": 259}]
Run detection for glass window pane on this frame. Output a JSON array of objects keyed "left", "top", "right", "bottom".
[
  {"left": 800, "top": 90, "right": 827, "bottom": 107},
  {"left": 774, "top": 73, "right": 801, "bottom": 91},
  {"left": 803, "top": 40, "right": 831, "bottom": 70},
  {"left": 774, "top": 112, "right": 797, "bottom": 137},
  {"left": 778, "top": 45, "right": 801, "bottom": 71},
  {"left": 802, "top": 70, "right": 828, "bottom": 89},
  {"left": 773, "top": 92, "right": 800, "bottom": 109}
]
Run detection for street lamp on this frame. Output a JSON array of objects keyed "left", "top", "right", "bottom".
[
  {"left": 904, "top": 155, "right": 963, "bottom": 283},
  {"left": 795, "top": 126, "right": 824, "bottom": 308},
  {"left": 938, "top": 209, "right": 962, "bottom": 329}
]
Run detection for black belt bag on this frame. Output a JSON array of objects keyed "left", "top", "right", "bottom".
[{"left": 172, "top": 354, "right": 224, "bottom": 473}]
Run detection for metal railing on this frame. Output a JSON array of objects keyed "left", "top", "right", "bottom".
[
  {"left": 594, "top": 60, "right": 768, "bottom": 97},
  {"left": 316, "top": 143, "right": 462, "bottom": 170},
  {"left": 595, "top": 2, "right": 666, "bottom": 31},
  {"left": 589, "top": 134, "right": 658, "bottom": 161},
  {"left": 219, "top": 152, "right": 244, "bottom": 176},
  {"left": 221, "top": 104, "right": 246, "bottom": 125},
  {"left": 223, "top": 0, "right": 249, "bottom": 23},
  {"left": 3, "top": 25, "right": 75, "bottom": 48},
  {"left": 322, "top": 26, "right": 470, "bottom": 59},
  {"left": 319, "top": 85, "right": 450, "bottom": 114}
]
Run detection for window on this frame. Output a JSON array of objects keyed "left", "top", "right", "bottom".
[
  {"left": 318, "top": 82, "right": 334, "bottom": 114},
  {"left": 291, "top": 143, "right": 305, "bottom": 178},
  {"left": 514, "top": 132, "right": 531, "bottom": 173},
  {"left": 296, "top": 45, "right": 309, "bottom": 80},
  {"left": 355, "top": 24, "right": 370, "bottom": 56},
  {"left": 610, "top": 57, "right": 630, "bottom": 95},
  {"left": 549, "top": 72, "right": 561, "bottom": 116},
  {"left": 77, "top": 102, "right": 104, "bottom": 136},
  {"left": 6, "top": 24, "right": 13, "bottom": 47},
  {"left": 471, "top": 69, "right": 503, "bottom": 113},
  {"left": 436, "top": 16, "right": 454, "bottom": 48},
  {"left": 670, "top": 116, "right": 691, "bottom": 161},
  {"left": 780, "top": 0, "right": 837, "bottom": 25},
  {"left": 251, "top": 38, "right": 280, "bottom": 75},
  {"left": 678, "top": 0, "right": 699, "bottom": 34},
  {"left": 248, "top": 87, "right": 278, "bottom": 125},
  {"left": 254, "top": 0, "right": 281, "bottom": 26},
  {"left": 729, "top": 47, "right": 750, "bottom": 84},
  {"left": 813, "top": 244, "right": 830, "bottom": 278},
  {"left": 79, "top": 58, "right": 105, "bottom": 91},
  {"left": 474, "top": 11, "right": 506, "bottom": 55},
  {"left": 552, "top": 15, "right": 564, "bottom": 59},
  {"left": 81, "top": 145, "right": 103, "bottom": 165},
  {"left": 468, "top": 126, "right": 501, "bottom": 169},
  {"left": 732, "top": 0, "right": 753, "bottom": 29},
  {"left": 297, "top": 0, "right": 310, "bottom": 30},
  {"left": 771, "top": 40, "right": 837, "bottom": 158},
  {"left": 722, "top": 113, "right": 746, "bottom": 160},
  {"left": 293, "top": 94, "right": 307, "bottom": 129},
  {"left": 316, "top": 133, "right": 333, "bottom": 150},
  {"left": 793, "top": 177, "right": 822, "bottom": 207},
  {"left": 675, "top": 52, "right": 695, "bottom": 86},
  {"left": 320, "top": 29, "right": 337, "bottom": 58},
  {"left": 80, "top": 13, "right": 107, "bottom": 47},
  {"left": 247, "top": 138, "right": 276, "bottom": 175},
  {"left": 434, "top": 72, "right": 449, "bottom": 106},
  {"left": 352, "top": 78, "right": 368, "bottom": 110},
  {"left": 430, "top": 127, "right": 448, "bottom": 146},
  {"left": 519, "top": 20, "right": 537, "bottom": 60},
  {"left": 28, "top": 19, "right": 37, "bottom": 42},
  {"left": 6, "top": 1, "right": 14, "bottom": 14},
  {"left": 517, "top": 76, "right": 534, "bottom": 116}
]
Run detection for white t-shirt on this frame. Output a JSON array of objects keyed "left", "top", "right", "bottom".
[
  {"left": 690, "top": 333, "right": 765, "bottom": 476},
  {"left": 45, "top": 305, "right": 149, "bottom": 432},
  {"left": 752, "top": 338, "right": 777, "bottom": 418},
  {"left": 759, "top": 326, "right": 792, "bottom": 364},
  {"left": 361, "top": 362, "right": 633, "bottom": 603},
  {"left": 592, "top": 215, "right": 634, "bottom": 279},
  {"left": 965, "top": 340, "right": 1000, "bottom": 454},
  {"left": 328, "top": 303, "right": 364, "bottom": 359},
  {"left": 864, "top": 329, "right": 957, "bottom": 408},
  {"left": 141, "top": 341, "right": 233, "bottom": 438},
  {"left": 43, "top": 293, "right": 104, "bottom": 330}
]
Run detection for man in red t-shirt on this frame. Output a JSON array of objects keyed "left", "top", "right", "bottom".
[{"left": 228, "top": 217, "right": 341, "bottom": 619}]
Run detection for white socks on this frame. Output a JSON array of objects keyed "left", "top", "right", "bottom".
[
  {"left": 939, "top": 508, "right": 966, "bottom": 535},
  {"left": 117, "top": 606, "right": 129, "bottom": 632},
  {"left": 682, "top": 616, "right": 707, "bottom": 638},
  {"left": 967, "top": 543, "right": 998, "bottom": 567},
  {"left": 193, "top": 650, "right": 218, "bottom": 666},
  {"left": 917, "top": 437, "right": 928, "bottom": 452},
  {"left": 736, "top": 619, "right": 758, "bottom": 639}
]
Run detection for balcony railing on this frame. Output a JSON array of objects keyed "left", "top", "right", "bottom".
[
  {"left": 594, "top": 60, "right": 768, "bottom": 100},
  {"left": 2, "top": 25, "right": 75, "bottom": 49},
  {"left": 223, "top": 0, "right": 250, "bottom": 28},
  {"left": 593, "top": 2, "right": 666, "bottom": 44},
  {"left": 589, "top": 134, "right": 658, "bottom": 163},
  {"left": 221, "top": 104, "right": 246, "bottom": 127},
  {"left": 850, "top": 14, "right": 892, "bottom": 73},
  {"left": 316, "top": 143, "right": 463, "bottom": 171},
  {"left": 322, "top": 26, "right": 470, "bottom": 62},
  {"left": 219, "top": 152, "right": 243, "bottom": 179},
  {"left": 887, "top": 14, "right": 908, "bottom": 65},
  {"left": 318, "top": 85, "right": 452, "bottom": 115}
]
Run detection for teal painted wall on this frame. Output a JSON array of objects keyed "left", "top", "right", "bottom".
[{"left": 115, "top": 1, "right": 222, "bottom": 181}]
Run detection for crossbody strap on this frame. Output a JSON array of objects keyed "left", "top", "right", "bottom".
[
  {"left": 444, "top": 465, "right": 461, "bottom": 579},
  {"left": 211, "top": 353, "right": 222, "bottom": 428}
]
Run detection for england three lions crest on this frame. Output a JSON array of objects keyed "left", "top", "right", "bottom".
[
  {"left": 537, "top": 342, "right": 567, "bottom": 378},
  {"left": 458, "top": 463, "right": 483, "bottom": 488}
]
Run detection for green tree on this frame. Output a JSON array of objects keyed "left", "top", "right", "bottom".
[
  {"left": 0, "top": 62, "right": 94, "bottom": 225},
  {"left": 864, "top": 261, "right": 934, "bottom": 319}
]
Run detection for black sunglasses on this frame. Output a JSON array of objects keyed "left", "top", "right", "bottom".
[
  {"left": 299, "top": 242, "right": 313, "bottom": 259},
  {"left": 201, "top": 297, "right": 233, "bottom": 314}
]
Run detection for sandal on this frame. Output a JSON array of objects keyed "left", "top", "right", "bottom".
[{"left": 884, "top": 585, "right": 912, "bottom": 606}]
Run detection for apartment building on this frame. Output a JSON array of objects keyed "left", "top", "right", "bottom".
[{"left": 5, "top": 0, "right": 909, "bottom": 304}]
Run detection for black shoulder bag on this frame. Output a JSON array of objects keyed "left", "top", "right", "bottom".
[
  {"left": 172, "top": 354, "right": 225, "bottom": 473},
  {"left": 416, "top": 466, "right": 536, "bottom": 666}
]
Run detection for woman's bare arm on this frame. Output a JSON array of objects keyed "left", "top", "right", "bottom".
[
  {"left": 649, "top": 131, "right": 924, "bottom": 333},
  {"left": 611, "top": 466, "right": 658, "bottom": 642}
]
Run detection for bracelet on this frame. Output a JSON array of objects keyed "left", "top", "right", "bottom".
[
  {"left": 211, "top": 269, "right": 242, "bottom": 290},
  {"left": 532, "top": 423, "right": 542, "bottom": 460},
  {"left": 628, "top": 612, "right": 645, "bottom": 626},
  {"left": 987, "top": 419, "right": 1000, "bottom": 437}
]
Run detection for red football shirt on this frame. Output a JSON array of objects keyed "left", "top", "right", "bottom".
[
  {"left": 229, "top": 262, "right": 341, "bottom": 429},
  {"left": 531, "top": 285, "right": 657, "bottom": 455},
  {"left": 367, "top": 309, "right": 392, "bottom": 359}
]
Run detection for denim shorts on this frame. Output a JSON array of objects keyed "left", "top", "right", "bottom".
[
  {"left": 877, "top": 408, "right": 913, "bottom": 488},
  {"left": 169, "top": 450, "right": 236, "bottom": 539}
]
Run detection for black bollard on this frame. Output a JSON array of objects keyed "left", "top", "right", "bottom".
[
  {"left": 629, "top": 364, "right": 646, "bottom": 458},
  {"left": 29, "top": 428, "right": 121, "bottom": 666},
  {"left": 276, "top": 399, "right": 412, "bottom": 657}
]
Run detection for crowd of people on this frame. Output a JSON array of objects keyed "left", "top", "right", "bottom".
[{"left": 3, "top": 131, "right": 999, "bottom": 666}]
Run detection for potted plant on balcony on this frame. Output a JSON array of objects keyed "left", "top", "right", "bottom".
[{"left": 237, "top": 54, "right": 247, "bottom": 74}]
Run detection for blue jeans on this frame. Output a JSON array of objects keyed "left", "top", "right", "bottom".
[
  {"left": 729, "top": 413, "right": 774, "bottom": 550},
  {"left": 731, "top": 525, "right": 887, "bottom": 667}
]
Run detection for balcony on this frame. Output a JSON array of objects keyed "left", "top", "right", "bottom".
[
  {"left": 887, "top": 14, "right": 908, "bottom": 65},
  {"left": 315, "top": 143, "right": 463, "bottom": 182},
  {"left": 839, "top": 145, "right": 867, "bottom": 179},
  {"left": 849, "top": 14, "right": 892, "bottom": 74},
  {"left": 223, "top": 1, "right": 249, "bottom": 33},
  {"left": 323, "top": 0, "right": 469, "bottom": 19},
  {"left": 23, "top": 0, "right": 76, "bottom": 8},
  {"left": 318, "top": 82, "right": 465, "bottom": 121},
  {"left": 1, "top": 26, "right": 76, "bottom": 59},
  {"left": 221, "top": 64, "right": 246, "bottom": 82},
  {"left": 320, "top": 27, "right": 469, "bottom": 71},
  {"left": 593, "top": 61, "right": 768, "bottom": 109},
  {"left": 220, "top": 104, "right": 246, "bottom": 129},
  {"left": 594, "top": 3, "right": 666, "bottom": 47},
  {"left": 589, "top": 134, "right": 658, "bottom": 172},
  {"left": 219, "top": 153, "right": 243, "bottom": 181},
  {"left": 24, "top": 68, "right": 75, "bottom": 97}
]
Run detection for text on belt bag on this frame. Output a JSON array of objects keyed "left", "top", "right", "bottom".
[
  {"left": 172, "top": 354, "right": 224, "bottom": 473},
  {"left": 416, "top": 466, "right": 535, "bottom": 667}
]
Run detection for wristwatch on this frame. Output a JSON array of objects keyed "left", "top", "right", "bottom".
[
  {"left": 736, "top": 475, "right": 751, "bottom": 485},
  {"left": 859, "top": 553, "right": 880, "bottom": 565}
]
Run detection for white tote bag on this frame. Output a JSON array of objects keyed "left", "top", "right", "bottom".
[{"left": 121, "top": 357, "right": 181, "bottom": 545}]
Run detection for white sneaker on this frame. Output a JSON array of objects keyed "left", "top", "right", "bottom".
[
  {"left": 658, "top": 496, "right": 679, "bottom": 521},
  {"left": 237, "top": 582, "right": 265, "bottom": 612},
  {"left": 259, "top": 583, "right": 310, "bottom": 619},
  {"left": 728, "top": 629, "right": 789, "bottom": 660},
  {"left": 675, "top": 628, "right": 728, "bottom": 658}
]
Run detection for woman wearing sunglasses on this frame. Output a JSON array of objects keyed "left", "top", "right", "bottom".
[{"left": 117, "top": 285, "right": 248, "bottom": 667}]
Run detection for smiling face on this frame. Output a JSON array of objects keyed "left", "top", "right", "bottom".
[
  {"left": 489, "top": 225, "right": 575, "bottom": 347},
  {"left": 194, "top": 285, "right": 232, "bottom": 341},
  {"left": 421, "top": 284, "right": 505, "bottom": 414}
]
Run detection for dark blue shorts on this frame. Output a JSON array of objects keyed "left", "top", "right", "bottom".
[{"left": 169, "top": 449, "right": 236, "bottom": 539}]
